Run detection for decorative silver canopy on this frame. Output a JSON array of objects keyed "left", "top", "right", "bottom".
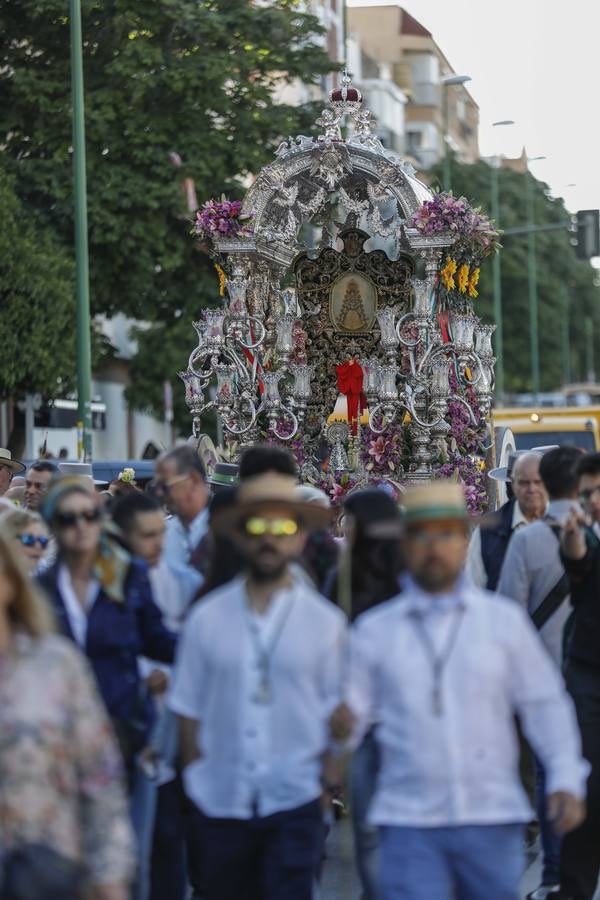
[{"left": 180, "top": 75, "right": 494, "bottom": 491}]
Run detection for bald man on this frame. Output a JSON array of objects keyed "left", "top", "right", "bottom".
[{"left": 466, "top": 452, "right": 547, "bottom": 591}]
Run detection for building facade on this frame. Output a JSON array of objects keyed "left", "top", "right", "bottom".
[{"left": 347, "top": 5, "right": 479, "bottom": 173}]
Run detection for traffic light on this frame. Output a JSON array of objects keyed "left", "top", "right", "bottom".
[{"left": 575, "top": 209, "right": 600, "bottom": 260}]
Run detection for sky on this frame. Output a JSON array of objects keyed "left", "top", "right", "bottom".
[{"left": 346, "top": 0, "right": 600, "bottom": 217}]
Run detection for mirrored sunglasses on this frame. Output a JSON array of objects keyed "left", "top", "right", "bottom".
[
  {"left": 244, "top": 517, "right": 299, "bottom": 538},
  {"left": 19, "top": 534, "right": 50, "bottom": 548}
]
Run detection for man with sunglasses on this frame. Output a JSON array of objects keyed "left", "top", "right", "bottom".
[
  {"left": 169, "top": 470, "right": 345, "bottom": 900},
  {"left": 155, "top": 446, "right": 210, "bottom": 607}
]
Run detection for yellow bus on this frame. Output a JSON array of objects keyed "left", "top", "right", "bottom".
[{"left": 492, "top": 408, "right": 600, "bottom": 452}]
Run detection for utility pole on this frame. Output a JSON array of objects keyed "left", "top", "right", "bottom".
[
  {"left": 525, "top": 166, "right": 543, "bottom": 402},
  {"left": 70, "top": 0, "right": 93, "bottom": 462},
  {"left": 585, "top": 316, "right": 595, "bottom": 383},
  {"left": 561, "top": 285, "right": 572, "bottom": 386},
  {"left": 441, "top": 74, "right": 471, "bottom": 192}
]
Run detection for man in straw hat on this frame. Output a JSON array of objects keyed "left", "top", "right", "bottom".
[
  {"left": 334, "top": 480, "right": 587, "bottom": 900},
  {"left": 169, "top": 470, "right": 346, "bottom": 900},
  {"left": 0, "top": 448, "right": 25, "bottom": 497}
]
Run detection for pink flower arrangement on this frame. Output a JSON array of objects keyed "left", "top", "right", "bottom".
[
  {"left": 435, "top": 454, "right": 488, "bottom": 516},
  {"left": 193, "top": 197, "right": 253, "bottom": 244},
  {"left": 411, "top": 191, "right": 501, "bottom": 262},
  {"left": 362, "top": 426, "right": 404, "bottom": 474}
]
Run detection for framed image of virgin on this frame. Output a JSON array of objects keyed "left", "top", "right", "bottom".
[{"left": 329, "top": 272, "right": 377, "bottom": 334}]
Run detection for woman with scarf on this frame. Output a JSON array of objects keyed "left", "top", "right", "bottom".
[{"left": 36, "top": 477, "right": 177, "bottom": 781}]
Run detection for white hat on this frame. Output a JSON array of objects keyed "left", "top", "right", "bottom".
[
  {"left": 58, "top": 461, "right": 108, "bottom": 487},
  {"left": 0, "top": 448, "right": 26, "bottom": 475}
]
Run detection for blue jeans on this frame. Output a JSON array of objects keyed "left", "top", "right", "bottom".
[
  {"left": 350, "top": 728, "right": 380, "bottom": 900},
  {"left": 535, "top": 758, "right": 561, "bottom": 885},
  {"left": 379, "top": 823, "right": 525, "bottom": 900}
]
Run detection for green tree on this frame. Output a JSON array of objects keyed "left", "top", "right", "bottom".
[
  {"left": 0, "top": 0, "right": 335, "bottom": 431},
  {"left": 0, "top": 161, "right": 77, "bottom": 397},
  {"left": 431, "top": 158, "right": 600, "bottom": 393}
]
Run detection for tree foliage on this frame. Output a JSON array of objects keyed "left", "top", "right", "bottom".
[
  {"left": 430, "top": 158, "right": 600, "bottom": 393},
  {"left": 0, "top": 0, "right": 335, "bottom": 429},
  {"left": 0, "top": 160, "right": 78, "bottom": 397}
]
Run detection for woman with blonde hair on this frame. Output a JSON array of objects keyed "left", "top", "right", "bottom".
[
  {"left": 0, "top": 507, "right": 50, "bottom": 573},
  {"left": 0, "top": 533, "right": 135, "bottom": 899}
]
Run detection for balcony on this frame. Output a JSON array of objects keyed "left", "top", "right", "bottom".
[{"left": 410, "top": 81, "right": 440, "bottom": 107}]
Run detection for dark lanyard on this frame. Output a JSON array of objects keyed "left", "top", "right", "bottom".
[{"left": 410, "top": 606, "right": 465, "bottom": 716}]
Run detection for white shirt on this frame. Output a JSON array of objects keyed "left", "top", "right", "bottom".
[
  {"left": 163, "top": 508, "right": 208, "bottom": 606},
  {"left": 347, "top": 577, "right": 588, "bottom": 828},
  {"left": 466, "top": 501, "right": 530, "bottom": 588},
  {"left": 169, "top": 575, "right": 346, "bottom": 819},
  {"left": 57, "top": 564, "right": 100, "bottom": 648}
]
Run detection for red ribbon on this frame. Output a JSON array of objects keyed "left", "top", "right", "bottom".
[{"left": 336, "top": 361, "right": 367, "bottom": 434}]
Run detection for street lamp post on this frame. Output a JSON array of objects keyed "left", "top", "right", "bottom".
[
  {"left": 441, "top": 74, "right": 471, "bottom": 192},
  {"left": 70, "top": 0, "right": 93, "bottom": 462},
  {"left": 489, "top": 120, "right": 514, "bottom": 403},
  {"left": 526, "top": 156, "right": 546, "bottom": 402}
]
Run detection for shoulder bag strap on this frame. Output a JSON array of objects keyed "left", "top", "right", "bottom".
[{"left": 531, "top": 521, "right": 569, "bottom": 631}]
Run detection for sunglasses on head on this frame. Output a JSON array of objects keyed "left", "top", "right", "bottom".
[
  {"left": 244, "top": 517, "right": 299, "bottom": 537},
  {"left": 19, "top": 534, "right": 50, "bottom": 549},
  {"left": 54, "top": 508, "right": 102, "bottom": 528}
]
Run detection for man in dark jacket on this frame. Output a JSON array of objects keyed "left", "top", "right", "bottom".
[
  {"left": 554, "top": 467, "right": 600, "bottom": 900},
  {"left": 466, "top": 450, "right": 547, "bottom": 590}
]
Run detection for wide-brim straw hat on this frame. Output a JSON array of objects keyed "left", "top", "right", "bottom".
[
  {"left": 0, "top": 448, "right": 26, "bottom": 475},
  {"left": 58, "top": 461, "right": 108, "bottom": 487},
  {"left": 213, "top": 473, "right": 332, "bottom": 534},
  {"left": 402, "top": 481, "right": 467, "bottom": 526}
]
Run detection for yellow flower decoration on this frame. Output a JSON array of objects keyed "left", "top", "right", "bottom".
[
  {"left": 214, "top": 263, "right": 227, "bottom": 297},
  {"left": 457, "top": 263, "right": 470, "bottom": 294},
  {"left": 440, "top": 257, "right": 457, "bottom": 291},
  {"left": 468, "top": 267, "right": 480, "bottom": 299}
]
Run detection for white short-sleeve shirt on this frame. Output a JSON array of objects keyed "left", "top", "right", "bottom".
[{"left": 169, "top": 575, "right": 346, "bottom": 819}]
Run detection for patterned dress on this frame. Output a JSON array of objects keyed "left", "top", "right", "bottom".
[{"left": 0, "top": 631, "right": 136, "bottom": 886}]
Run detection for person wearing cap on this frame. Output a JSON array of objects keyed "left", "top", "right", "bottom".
[
  {"left": 169, "top": 471, "right": 346, "bottom": 900},
  {"left": 336, "top": 481, "right": 587, "bottom": 900},
  {"left": 466, "top": 451, "right": 547, "bottom": 590},
  {"left": 0, "top": 448, "right": 25, "bottom": 497}
]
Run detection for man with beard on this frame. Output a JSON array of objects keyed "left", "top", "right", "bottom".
[
  {"left": 169, "top": 470, "right": 346, "bottom": 900},
  {"left": 335, "top": 482, "right": 587, "bottom": 900}
]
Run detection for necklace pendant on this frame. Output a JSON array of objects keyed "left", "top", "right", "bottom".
[{"left": 253, "top": 680, "right": 272, "bottom": 705}]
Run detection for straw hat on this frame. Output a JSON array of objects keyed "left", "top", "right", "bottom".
[
  {"left": 0, "top": 448, "right": 25, "bottom": 475},
  {"left": 58, "top": 461, "right": 108, "bottom": 487},
  {"left": 402, "top": 481, "right": 467, "bottom": 526},
  {"left": 214, "top": 473, "right": 332, "bottom": 534}
]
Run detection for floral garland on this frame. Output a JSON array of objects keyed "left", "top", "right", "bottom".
[
  {"left": 193, "top": 197, "right": 253, "bottom": 246},
  {"left": 411, "top": 191, "right": 500, "bottom": 310},
  {"left": 434, "top": 453, "right": 488, "bottom": 516}
]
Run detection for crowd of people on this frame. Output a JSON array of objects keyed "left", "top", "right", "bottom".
[{"left": 0, "top": 440, "right": 598, "bottom": 900}]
